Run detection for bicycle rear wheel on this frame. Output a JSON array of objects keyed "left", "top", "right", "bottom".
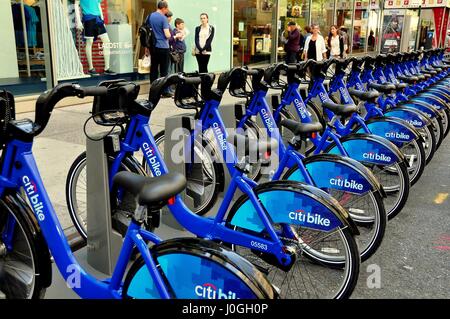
[{"left": 0, "top": 194, "right": 49, "bottom": 299}]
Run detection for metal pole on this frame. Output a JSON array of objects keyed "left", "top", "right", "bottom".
[{"left": 20, "top": 0, "right": 31, "bottom": 77}]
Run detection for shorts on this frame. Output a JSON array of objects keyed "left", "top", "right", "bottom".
[{"left": 83, "top": 18, "right": 107, "bottom": 39}]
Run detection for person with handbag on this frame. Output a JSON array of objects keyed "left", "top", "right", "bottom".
[{"left": 194, "top": 13, "right": 215, "bottom": 73}]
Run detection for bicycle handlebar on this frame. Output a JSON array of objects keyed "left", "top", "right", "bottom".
[{"left": 34, "top": 83, "right": 109, "bottom": 136}]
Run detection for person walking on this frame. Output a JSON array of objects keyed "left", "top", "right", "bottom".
[
  {"left": 327, "top": 25, "right": 344, "bottom": 58},
  {"left": 194, "top": 13, "right": 215, "bottom": 73},
  {"left": 284, "top": 21, "right": 302, "bottom": 63},
  {"left": 339, "top": 26, "right": 350, "bottom": 57},
  {"left": 303, "top": 24, "right": 327, "bottom": 61},
  {"left": 147, "top": 0, "right": 172, "bottom": 93},
  {"left": 170, "top": 18, "right": 187, "bottom": 73}
]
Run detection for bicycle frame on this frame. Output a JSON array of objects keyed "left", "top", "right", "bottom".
[
  {"left": 108, "top": 102, "right": 294, "bottom": 267},
  {"left": 273, "top": 83, "right": 349, "bottom": 156},
  {"left": 0, "top": 137, "right": 170, "bottom": 299}
]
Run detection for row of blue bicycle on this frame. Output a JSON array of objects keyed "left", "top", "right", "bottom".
[{"left": 0, "top": 48, "right": 448, "bottom": 299}]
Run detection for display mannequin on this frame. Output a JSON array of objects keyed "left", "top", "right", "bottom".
[{"left": 75, "top": 0, "right": 115, "bottom": 75}]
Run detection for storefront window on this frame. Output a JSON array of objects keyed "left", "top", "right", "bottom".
[
  {"left": 170, "top": 0, "right": 233, "bottom": 72},
  {"left": 418, "top": 8, "right": 448, "bottom": 49},
  {"left": 310, "top": 0, "right": 335, "bottom": 37},
  {"left": 233, "top": 0, "right": 275, "bottom": 67},
  {"left": 400, "top": 9, "right": 420, "bottom": 52},
  {"left": 277, "top": 0, "right": 309, "bottom": 62},
  {"left": 336, "top": 1, "right": 353, "bottom": 55},
  {"left": 367, "top": 0, "right": 381, "bottom": 53},
  {"left": 353, "top": 1, "right": 369, "bottom": 53},
  {"left": 0, "top": 0, "right": 51, "bottom": 96},
  {"left": 381, "top": 9, "right": 405, "bottom": 53}
]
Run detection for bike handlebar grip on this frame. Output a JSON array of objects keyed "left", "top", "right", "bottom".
[
  {"left": 182, "top": 76, "right": 202, "bottom": 85},
  {"left": 80, "top": 86, "right": 108, "bottom": 98},
  {"left": 118, "top": 84, "right": 137, "bottom": 96}
]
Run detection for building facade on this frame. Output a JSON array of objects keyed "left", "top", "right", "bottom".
[{"left": 3, "top": 0, "right": 450, "bottom": 97}]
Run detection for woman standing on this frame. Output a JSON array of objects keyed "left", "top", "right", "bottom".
[
  {"left": 327, "top": 25, "right": 344, "bottom": 58},
  {"left": 194, "top": 13, "right": 215, "bottom": 73},
  {"left": 303, "top": 24, "right": 327, "bottom": 61}
]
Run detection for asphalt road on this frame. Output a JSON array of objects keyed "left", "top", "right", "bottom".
[{"left": 16, "top": 94, "right": 449, "bottom": 299}]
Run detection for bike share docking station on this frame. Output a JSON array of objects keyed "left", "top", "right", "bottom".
[
  {"left": 85, "top": 131, "right": 122, "bottom": 275},
  {"left": 161, "top": 103, "right": 246, "bottom": 230}
]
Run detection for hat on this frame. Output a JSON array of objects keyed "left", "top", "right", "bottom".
[{"left": 288, "top": 21, "right": 296, "bottom": 27}]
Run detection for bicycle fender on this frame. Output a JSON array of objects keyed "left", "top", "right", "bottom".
[
  {"left": 0, "top": 192, "right": 52, "bottom": 288},
  {"left": 226, "top": 181, "right": 359, "bottom": 235},
  {"left": 324, "top": 133, "right": 405, "bottom": 166},
  {"left": 384, "top": 107, "right": 430, "bottom": 129},
  {"left": 124, "top": 238, "right": 275, "bottom": 299},
  {"left": 411, "top": 96, "right": 446, "bottom": 111},
  {"left": 283, "top": 153, "right": 385, "bottom": 197},
  {"left": 401, "top": 102, "right": 439, "bottom": 118},
  {"left": 354, "top": 117, "right": 420, "bottom": 143}
]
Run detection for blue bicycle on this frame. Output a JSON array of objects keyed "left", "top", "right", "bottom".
[
  {"left": 324, "top": 58, "right": 426, "bottom": 186},
  {"left": 346, "top": 55, "right": 437, "bottom": 165},
  {"left": 215, "top": 65, "right": 387, "bottom": 262},
  {"left": 65, "top": 75, "right": 361, "bottom": 299},
  {"left": 270, "top": 59, "right": 410, "bottom": 220},
  {"left": 0, "top": 85, "right": 276, "bottom": 299}
]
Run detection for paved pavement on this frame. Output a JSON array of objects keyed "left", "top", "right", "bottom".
[{"left": 17, "top": 93, "right": 450, "bottom": 299}]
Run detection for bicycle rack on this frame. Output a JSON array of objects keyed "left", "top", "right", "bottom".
[
  {"left": 86, "top": 132, "right": 122, "bottom": 275},
  {"left": 161, "top": 104, "right": 244, "bottom": 230}
]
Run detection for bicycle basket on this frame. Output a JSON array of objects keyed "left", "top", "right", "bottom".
[
  {"left": 92, "top": 79, "right": 140, "bottom": 126},
  {"left": 0, "top": 90, "right": 16, "bottom": 150},
  {"left": 174, "top": 78, "right": 204, "bottom": 110}
]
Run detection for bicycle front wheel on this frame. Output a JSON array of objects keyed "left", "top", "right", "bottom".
[{"left": 0, "top": 194, "right": 48, "bottom": 299}]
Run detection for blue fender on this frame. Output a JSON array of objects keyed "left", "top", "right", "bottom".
[
  {"left": 384, "top": 107, "right": 430, "bottom": 129},
  {"left": 354, "top": 117, "right": 421, "bottom": 146},
  {"left": 282, "top": 153, "right": 385, "bottom": 197},
  {"left": 226, "top": 181, "right": 359, "bottom": 235},
  {"left": 324, "top": 133, "right": 405, "bottom": 166}
]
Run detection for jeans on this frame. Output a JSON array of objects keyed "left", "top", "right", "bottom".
[
  {"left": 150, "top": 48, "right": 170, "bottom": 83},
  {"left": 196, "top": 54, "right": 210, "bottom": 73},
  {"left": 285, "top": 51, "right": 298, "bottom": 64}
]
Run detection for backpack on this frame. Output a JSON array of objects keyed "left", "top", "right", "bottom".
[{"left": 139, "top": 15, "right": 156, "bottom": 52}]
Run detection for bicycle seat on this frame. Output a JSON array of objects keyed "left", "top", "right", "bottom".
[
  {"left": 422, "top": 69, "right": 437, "bottom": 75},
  {"left": 280, "top": 119, "right": 323, "bottom": 136},
  {"left": 347, "top": 88, "right": 380, "bottom": 101},
  {"left": 393, "top": 82, "right": 408, "bottom": 91},
  {"left": 322, "top": 100, "right": 359, "bottom": 117},
  {"left": 227, "top": 132, "right": 278, "bottom": 156},
  {"left": 368, "top": 82, "right": 396, "bottom": 93},
  {"left": 148, "top": 74, "right": 179, "bottom": 106},
  {"left": 113, "top": 171, "right": 187, "bottom": 206},
  {"left": 397, "top": 75, "right": 419, "bottom": 84},
  {"left": 414, "top": 74, "right": 426, "bottom": 81}
]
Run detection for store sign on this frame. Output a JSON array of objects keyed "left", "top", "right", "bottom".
[{"left": 385, "top": 0, "right": 450, "bottom": 7}]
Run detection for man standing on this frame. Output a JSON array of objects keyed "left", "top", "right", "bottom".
[
  {"left": 285, "top": 22, "right": 302, "bottom": 63},
  {"left": 147, "top": 1, "right": 172, "bottom": 94}
]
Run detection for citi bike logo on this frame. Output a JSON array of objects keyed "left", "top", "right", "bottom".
[
  {"left": 212, "top": 122, "right": 228, "bottom": 151},
  {"left": 195, "top": 283, "right": 239, "bottom": 299},
  {"left": 385, "top": 131, "right": 410, "bottom": 140},
  {"left": 339, "top": 87, "right": 351, "bottom": 103},
  {"left": 363, "top": 151, "right": 392, "bottom": 163},
  {"left": 406, "top": 119, "right": 423, "bottom": 126},
  {"left": 143, "top": 143, "right": 162, "bottom": 176},
  {"left": 22, "top": 176, "right": 45, "bottom": 221},
  {"left": 293, "top": 98, "right": 308, "bottom": 119},
  {"left": 289, "top": 209, "right": 331, "bottom": 227},
  {"left": 330, "top": 176, "right": 364, "bottom": 191},
  {"left": 260, "top": 109, "right": 275, "bottom": 132}
]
